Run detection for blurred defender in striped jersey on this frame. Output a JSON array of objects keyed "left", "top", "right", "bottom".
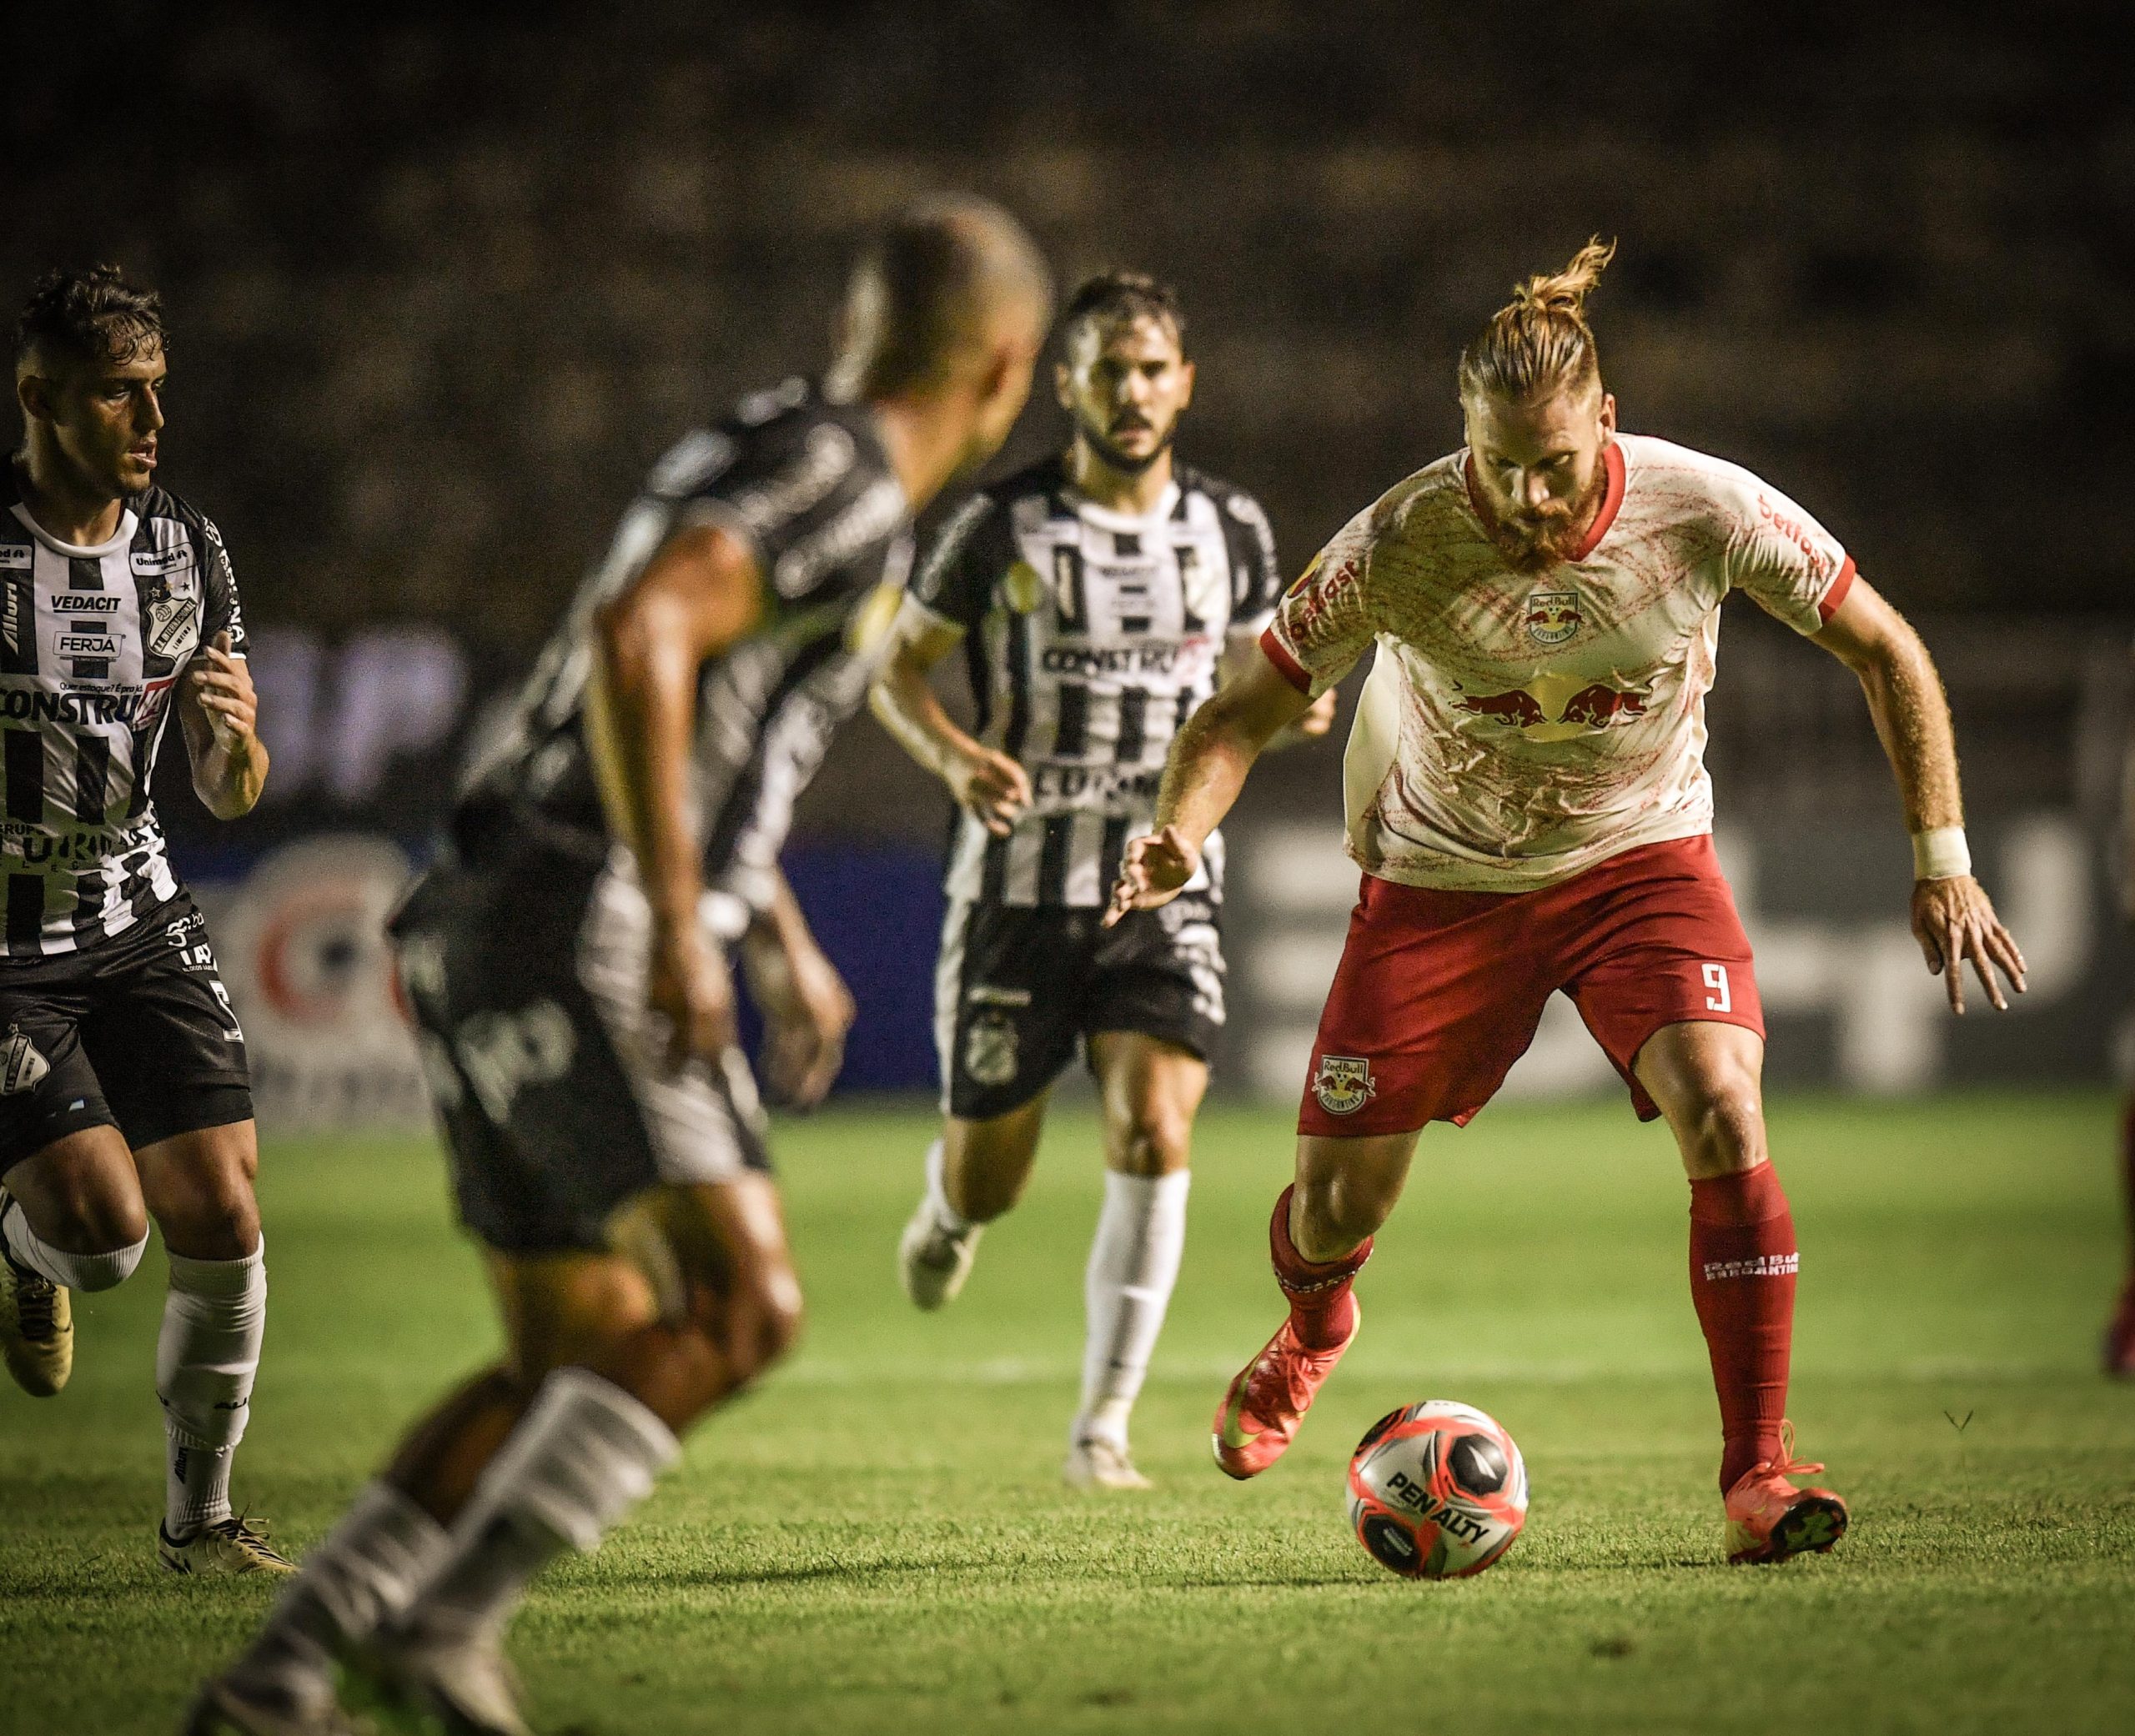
[
  {"left": 872, "top": 274, "right": 1334, "bottom": 1489},
  {"left": 190, "top": 198, "right": 1050, "bottom": 1736}
]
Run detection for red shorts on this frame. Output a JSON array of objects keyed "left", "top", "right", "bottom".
[{"left": 1298, "top": 834, "right": 1763, "bottom": 1136}]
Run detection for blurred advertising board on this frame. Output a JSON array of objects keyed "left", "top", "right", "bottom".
[{"left": 158, "top": 625, "right": 2132, "bottom": 1131}]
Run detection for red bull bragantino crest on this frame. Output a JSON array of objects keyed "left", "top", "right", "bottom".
[
  {"left": 1525, "top": 587, "right": 1581, "bottom": 646},
  {"left": 1312, "top": 1054, "right": 1375, "bottom": 1116}
]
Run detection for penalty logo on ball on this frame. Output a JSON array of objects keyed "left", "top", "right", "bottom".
[{"left": 1346, "top": 1399, "right": 1529, "bottom": 1579}]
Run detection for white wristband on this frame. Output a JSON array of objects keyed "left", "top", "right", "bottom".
[{"left": 1911, "top": 826, "right": 1971, "bottom": 881}]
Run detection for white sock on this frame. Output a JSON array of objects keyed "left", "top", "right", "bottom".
[
  {"left": 225, "top": 1482, "right": 449, "bottom": 1708},
  {"left": 398, "top": 1367, "right": 679, "bottom": 1646},
  {"left": 1073, "top": 1169, "right": 1191, "bottom": 1450},
  {"left": 923, "top": 1137, "right": 972, "bottom": 1234},
  {"left": 0, "top": 1196, "right": 145, "bottom": 1292},
  {"left": 158, "top": 1241, "right": 267, "bottom": 1534}
]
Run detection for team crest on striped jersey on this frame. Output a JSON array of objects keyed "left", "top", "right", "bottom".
[
  {"left": 1, "top": 1026, "right": 50, "bottom": 1095},
  {"left": 145, "top": 593, "right": 200, "bottom": 660}
]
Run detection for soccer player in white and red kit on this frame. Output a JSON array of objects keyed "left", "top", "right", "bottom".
[{"left": 1108, "top": 242, "right": 2027, "bottom": 1563}]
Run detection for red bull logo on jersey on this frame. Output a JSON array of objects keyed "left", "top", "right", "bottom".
[
  {"left": 1525, "top": 589, "right": 1581, "bottom": 646},
  {"left": 1312, "top": 1054, "right": 1375, "bottom": 1116},
  {"left": 1454, "top": 680, "right": 1650, "bottom": 737},
  {"left": 1455, "top": 689, "right": 1549, "bottom": 727},
  {"left": 1558, "top": 683, "right": 1650, "bottom": 727}
]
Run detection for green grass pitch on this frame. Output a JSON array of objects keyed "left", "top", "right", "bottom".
[{"left": 3, "top": 1092, "right": 2132, "bottom": 1734}]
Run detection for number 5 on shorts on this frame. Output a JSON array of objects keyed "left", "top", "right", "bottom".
[{"left": 1701, "top": 961, "right": 1731, "bottom": 1014}]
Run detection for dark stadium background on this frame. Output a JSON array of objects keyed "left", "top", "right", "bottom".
[{"left": 5, "top": 2, "right": 2128, "bottom": 1114}]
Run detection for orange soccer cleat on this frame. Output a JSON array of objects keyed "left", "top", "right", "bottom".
[
  {"left": 1723, "top": 1421, "right": 1849, "bottom": 1564},
  {"left": 1211, "top": 1303, "right": 1360, "bottom": 1480}
]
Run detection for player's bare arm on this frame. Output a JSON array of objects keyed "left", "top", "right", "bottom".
[
  {"left": 1220, "top": 636, "right": 1338, "bottom": 745},
  {"left": 741, "top": 867, "right": 857, "bottom": 1109},
  {"left": 585, "top": 521, "right": 766, "bottom": 1066},
  {"left": 1811, "top": 577, "right": 2027, "bottom": 1014},
  {"left": 176, "top": 632, "right": 267, "bottom": 819},
  {"left": 868, "top": 601, "right": 1031, "bottom": 835},
  {"left": 1105, "top": 643, "right": 1316, "bottom": 924}
]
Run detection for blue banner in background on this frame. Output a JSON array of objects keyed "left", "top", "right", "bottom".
[
  {"left": 178, "top": 832, "right": 955, "bottom": 1128},
  {"left": 747, "top": 843, "right": 947, "bottom": 1096}
]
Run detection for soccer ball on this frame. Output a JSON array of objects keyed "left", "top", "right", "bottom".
[{"left": 1346, "top": 1400, "right": 1528, "bottom": 1579}]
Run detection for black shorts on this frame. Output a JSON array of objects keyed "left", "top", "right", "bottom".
[
  {"left": 935, "top": 894, "right": 1226, "bottom": 1121},
  {"left": 390, "top": 844, "right": 771, "bottom": 1257},
  {"left": 0, "top": 890, "right": 253, "bottom": 1172}
]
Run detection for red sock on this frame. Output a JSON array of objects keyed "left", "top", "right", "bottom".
[
  {"left": 1687, "top": 1163, "right": 1796, "bottom": 1493},
  {"left": 1268, "top": 1185, "right": 1371, "bottom": 1351}
]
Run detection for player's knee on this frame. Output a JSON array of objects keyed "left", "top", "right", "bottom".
[
  {"left": 741, "top": 1262, "right": 805, "bottom": 1376},
  {"left": 1297, "top": 1172, "right": 1388, "bottom": 1257},
  {"left": 32, "top": 1172, "right": 150, "bottom": 1258},
  {"left": 1682, "top": 1080, "right": 1766, "bottom": 1176},
  {"left": 756, "top": 1279, "right": 804, "bottom": 1372},
  {"left": 153, "top": 1162, "right": 261, "bottom": 1259},
  {"left": 945, "top": 1121, "right": 1040, "bottom": 1220},
  {"left": 1113, "top": 1105, "right": 1193, "bottom": 1176},
  {"left": 693, "top": 1272, "right": 801, "bottom": 1388}
]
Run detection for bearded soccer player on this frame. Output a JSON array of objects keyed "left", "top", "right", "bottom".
[
  {"left": 0, "top": 268, "right": 282, "bottom": 1575},
  {"left": 1109, "top": 241, "right": 2027, "bottom": 1565},
  {"left": 189, "top": 198, "right": 1050, "bottom": 1736},
  {"left": 873, "top": 273, "right": 1333, "bottom": 1490}
]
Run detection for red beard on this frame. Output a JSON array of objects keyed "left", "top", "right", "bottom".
[{"left": 1480, "top": 466, "right": 1610, "bottom": 572}]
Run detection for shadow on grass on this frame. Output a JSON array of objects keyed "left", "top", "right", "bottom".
[
  {"left": 1165, "top": 1576, "right": 1374, "bottom": 1591},
  {"left": 631, "top": 1554, "right": 1003, "bottom": 1589}
]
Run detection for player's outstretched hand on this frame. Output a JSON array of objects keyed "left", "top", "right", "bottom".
[
  {"left": 756, "top": 939, "right": 856, "bottom": 1110},
  {"left": 649, "top": 923, "right": 739, "bottom": 1070},
  {"left": 1103, "top": 825, "right": 1199, "bottom": 928},
  {"left": 1911, "top": 873, "right": 2027, "bottom": 1015},
  {"left": 951, "top": 745, "right": 1032, "bottom": 836}
]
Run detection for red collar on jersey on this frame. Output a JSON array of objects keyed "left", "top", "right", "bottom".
[
  {"left": 1571, "top": 440, "right": 1626, "bottom": 560},
  {"left": 1462, "top": 439, "right": 1625, "bottom": 564}
]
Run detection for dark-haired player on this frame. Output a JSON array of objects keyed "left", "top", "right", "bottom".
[
  {"left": 0, "top": 268, "right": 283, "bottom": 1573},
  {"left": 1111, "top": 240, "right": 2027, "bottom": 1563},
  {"left": 191, "top": 196, "right": 1050, "bottom": 1736},
  {"left": 873, "top": 273, "right": 1333, "bottom": 1488}
]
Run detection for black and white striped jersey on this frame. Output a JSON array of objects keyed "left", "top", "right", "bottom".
[
  {"left": 907, "top": 457, "right": 1281, "bottom": 909},
  {"left": 0, "top": 464, "right": 245, "bottom": 961},
  {"left": 451, "top": 378, "right": 911, "bottom": 927}
]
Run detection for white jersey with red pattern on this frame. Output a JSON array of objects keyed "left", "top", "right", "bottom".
[{"left": 1263, "top": 432, "right": 1856, "bottom": 892}]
